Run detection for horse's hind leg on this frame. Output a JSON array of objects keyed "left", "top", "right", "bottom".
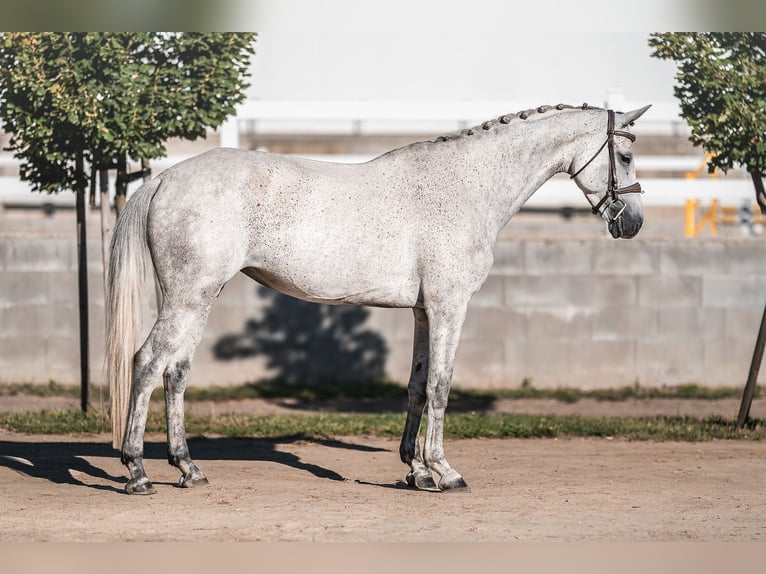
[
  {"left": 164, "top": 307, "right": 212, "bottom": 488},
  {"left": 121, "top": 302, "right": 213, "bottom": 494},
  {"left": 399, "top": 307, "right": 437, "bottom": 490}
]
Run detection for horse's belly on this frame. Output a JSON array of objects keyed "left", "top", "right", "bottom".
[{"left": 241, "top": 265, "right": 419, "bottom": 308}]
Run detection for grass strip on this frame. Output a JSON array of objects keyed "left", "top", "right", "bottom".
[
  {"left": 2, "top": 380, "right": 762, "bottom": 403},
  {"left": 1, "top": 410, "right": 764, "bottom": 442}
]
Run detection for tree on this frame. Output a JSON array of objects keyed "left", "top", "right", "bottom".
[
  {"left": 0, "top": 32, "right": 256, "bottom": 212},
  {"left": 648, "top": 33, "right": 766, "bottom": 213},
  {"left": 650, "top": 33, "right": 766, "bottom": 429},
  {"left": 0, "top": 32, "right": 256, "bottom": 408}
]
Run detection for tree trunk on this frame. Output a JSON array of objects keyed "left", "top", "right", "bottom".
[
  {"left": 737, "top": 301, "right": 766, "bottom": 429},
  {"left": 750, "top": 169, "right": 766, "bottom": 216},
  {"left": 99, "top": 168, "right": 112, "bottom": 293},
  {"left": 75, "top": 150, "right": 90, "bottom": 413},
  {"left": 114, "top": 151, "right": 127, "bottom": 218},
  {"left": 89, "top": 164, "right": 96, "bottom": 208}
]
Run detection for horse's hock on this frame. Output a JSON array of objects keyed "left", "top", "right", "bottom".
[{"left": 2, "top": 232, "right": 764, "bottom": 390}]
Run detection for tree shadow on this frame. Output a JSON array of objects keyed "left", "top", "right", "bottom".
[
  {"left": 0, "top": 436, "right": 389, "bottom": 494},
  {"left": 214, "top": 286, "right": 389, "bottom": 388}
]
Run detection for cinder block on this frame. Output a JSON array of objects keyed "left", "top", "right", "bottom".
[
  {"left": 86, "top": 238, "right": 105, "bottom": 272},
  {"left": 525, "top": 306, "right": 591, "bottom": 340},
  {"left": 568, "top": 275, "right": 638, "bottom": 307},
  {"left": 0, "top": 335, "right": 50, "bottom": 382},
  {"left": 724, "top": 240, "right": 766, "bottom": 274},
  {"left": 702, "top": 339, "right": 766, "bottom": 386},
  {"left": 0, "top": 334, "right": 44, "bottom": 366},
  {"left": 4, "top": 304, "right": 54, "bottom": 334},
  {"left": 452, "top": 339, "right": 505, "bottom": 388},
  {"left": 86, "top": 271, "right": 106, "bottom": 306},
  {"left": 524, "top": 240, "right": 592, "bottom": 275},
  {"left": 205, "top": 303, "right": 259, "bottom": 337},
  {"left": 520, "top": 340, "right": 571, "bottom": 375},
  {"left": 636, "top": 339, "right": 704, "bottom": 385},
  {"left": 471, "top": 275, "right": 504, "bottom": 307},
  {"left": 592, "top": 241, "right": 660, "bottom": 275},
  {"left": 592, "top": 306, "right": 658, "bottom": 341},
  {"left": 364, "top": 307, "right": 413, "bottom": 343},
  {"left": 87, "top": 305, "right": 106, "bottom": 340},
  {"left": 505, "top": 275, "right": 571, "bottom": 307},
  {"left": 724, "top": 308, "right": 765, "bottom": 340},
  {"left": 702, "top": 275, "right": 766, "bottom": 308},
  {"left": 219, "top": 272, "right": 265, "bottom": 308},
  {"left": 461, "top": 307, "right": 526, "bottom": 341},
  {"left": 658, "top": 307, "right": 725, "bottom": 341},
  {"left": 491, "top": 241, "right": 525, "bottom": 275},
  {"left": 659, "top": 241, "right": 726, "bottom": 275},
  {"left": 188, "top": 346, "right": 270, "bottom": 386},
  {"left": 514, "top": 340, "right": 637, "bottom": 389},
  {"left": 46, "top": 271, "right": 78, "bottom": 305},
  {"left": 638, "top": 275, "right": 702, "bottom": 307},
  {"left": 0, "top": 271, "right": 50, "bottom": 306},
  {"left": 46, "top": 335, "right": 82, "bottom": 373},
  {"left": 568, "top": 340, "right": 636, "bottom": 373},
  {"left": 2, "top": 237, "right": 73, "bottom": 271},
  {"left": 381, "top": 339, "right": 414, "bottom": 384},
  {"left": 504, "top": 339, "right": 529, "bottom": 384}
]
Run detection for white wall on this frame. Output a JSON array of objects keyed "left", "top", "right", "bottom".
[{"left": 245, "top": 0, "right": 682, "bottom": 107}]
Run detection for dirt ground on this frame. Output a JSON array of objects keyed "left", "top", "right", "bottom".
[{"left": 1, "top": 426, "right": 765, "bottom": 542}]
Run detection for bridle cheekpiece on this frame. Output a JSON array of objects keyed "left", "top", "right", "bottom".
[{"left": 570, "top": 109, "right": 643, "bottom": 224}]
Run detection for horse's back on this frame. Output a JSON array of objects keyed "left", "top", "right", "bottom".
[{"left": 147, "top": 148, "right": 424, "bottom": 307}]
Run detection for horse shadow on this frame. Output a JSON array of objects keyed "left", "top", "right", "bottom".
[
  {"left": 211, "top": 286, "right": 498, "bottom": 412},
  {"left": 214, "top": 286, "right": 389, "bottom": 388},
  {"left": 0, "top": 436, "right": 388, "bottom": 494}
]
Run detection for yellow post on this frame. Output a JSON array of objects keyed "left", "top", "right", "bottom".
[
  {"left": 685, "top": 199, "right": 698, "bottom": 237},
  {"left": 708, "top": 199, "right": 719, "bottom": 236},
  {"left": 685, "top": 198, "right": 718, "bottom": 237}
]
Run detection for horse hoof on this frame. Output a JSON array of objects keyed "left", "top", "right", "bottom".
[
  {"left": 179, "top": 475, "right": 209, "bottom": 489},
  {"left": 125, "top": 478, "right": 156, "bottom": 495},
  {"left": 406, "top": 471, "right": 438, "bottom": 491},
  {"left": 439, "top": 476, "right": 471, "bottom": 493}
]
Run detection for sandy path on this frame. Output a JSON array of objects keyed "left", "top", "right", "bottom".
[{"left": 1, "top": 431, "right": 764, "bottom": 542}]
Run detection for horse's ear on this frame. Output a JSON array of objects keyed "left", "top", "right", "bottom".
[{"left": 620, "top": 105, "right": 652, "bottom": 127}]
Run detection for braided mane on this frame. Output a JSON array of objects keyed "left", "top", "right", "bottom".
[{"left": 428, "top": 102, "right": 604, "bottom": 143}]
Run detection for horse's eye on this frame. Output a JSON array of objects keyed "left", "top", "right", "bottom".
[{"left": 619, "top": 152, "right": 633, "bottom": 165}]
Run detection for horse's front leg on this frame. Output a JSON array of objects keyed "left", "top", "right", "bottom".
[
  {"left": 422, "top": 302, "right": 470, "bottom": 492},
  {"left": 399, "top": 307, "right": 437, "bottom": 490}
]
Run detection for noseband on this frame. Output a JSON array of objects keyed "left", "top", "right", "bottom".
[{"left": 570, "top": 109, "right": 643, "bottom": 223}]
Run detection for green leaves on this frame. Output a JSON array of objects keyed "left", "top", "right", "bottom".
[
  {"left": 0, "top": 32, "right": 256, "bottom": 194},
  {"left": 649, "top": 33, "right": 766, "bottom": 179}
]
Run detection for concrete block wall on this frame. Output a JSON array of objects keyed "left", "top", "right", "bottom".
[{"left": 2, "top": 233, "right": 765, "bottom": 390}]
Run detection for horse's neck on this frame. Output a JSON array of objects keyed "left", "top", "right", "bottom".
[{"left": 463, "top": 117, "right": 583, "bottom": 237}]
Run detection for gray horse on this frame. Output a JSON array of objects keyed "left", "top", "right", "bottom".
[{"left": 107, "top": 103, "right": 650, "bottom": 495}]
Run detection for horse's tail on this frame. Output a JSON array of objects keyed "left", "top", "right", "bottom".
[{"left": 106, "top": 179, "right": 161, "bottom": 449}]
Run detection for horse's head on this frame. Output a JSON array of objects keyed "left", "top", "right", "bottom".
[{"left": 570, "top": 105, "right": 651, "bottom": 239}]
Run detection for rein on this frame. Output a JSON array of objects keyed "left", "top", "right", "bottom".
[{"left": 570, "top": 109, "right": 643, "bottom": 221}]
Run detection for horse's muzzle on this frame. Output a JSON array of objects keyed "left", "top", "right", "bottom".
[{"left": 607, "top": 203, "right": 643, "bottom": 239}]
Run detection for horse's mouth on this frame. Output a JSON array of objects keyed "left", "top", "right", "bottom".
[
  {"left": 608, "top": 215, "right": 643, "bottom": 239},
  {"left": 608, "top": 219, "right": 622, "bottom": 238}
]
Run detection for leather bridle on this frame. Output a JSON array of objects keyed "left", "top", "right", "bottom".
[{"left": 570, "top": 109, "right": 643, "bottom": 224}]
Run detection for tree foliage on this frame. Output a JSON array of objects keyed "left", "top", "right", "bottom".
[
  {"left": 0, "top": 32, "right": 256, "bottom": 193},
  {"left": 649, "top": 33, "right": 766, "bottom": 211}
]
